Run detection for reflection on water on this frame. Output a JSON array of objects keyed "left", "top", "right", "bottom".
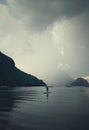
[
  {"left": 0, "top": 87, "right": 46, "bottom": 130},
  {"left": 0, "top": 87, "right": 14, "bottom": 130},
  {"left": 0, "top": 86, "right": 89, "bottom": 130}
]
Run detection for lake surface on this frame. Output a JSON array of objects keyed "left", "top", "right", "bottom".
[{"left": 0, "top": 86, "right": 89, "bottom": 130}]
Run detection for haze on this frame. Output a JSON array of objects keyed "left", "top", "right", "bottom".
[{"left": 0, "top": 0, "right": 89, "bottom": 84}]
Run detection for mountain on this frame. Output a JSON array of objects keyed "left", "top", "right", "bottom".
[
  {"left": 70, "top": 77, "right": 89, "bottom": 87},
  {"left": 0, "top": 52, "right": 46, "bottom": 86}
]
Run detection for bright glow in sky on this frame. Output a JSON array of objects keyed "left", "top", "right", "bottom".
[{"left": 0, "top": 0, "right": 89, "bottom": 84}]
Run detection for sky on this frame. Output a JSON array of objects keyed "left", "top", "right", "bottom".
[{"left": 0, "top": 0, "right": 89, "bottom": 84}]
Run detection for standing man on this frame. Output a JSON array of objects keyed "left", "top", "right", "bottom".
[{"left": 46, "top": 86, "right": 49, "bottom": 93}]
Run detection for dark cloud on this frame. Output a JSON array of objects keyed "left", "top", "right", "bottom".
[
  {"left": 0, "top": 0, "right": 7, "bottom": 5},
  {"left": 1, "top": 0, "right": 89, "bottom": 78},
  {"left": 7, "top": 0, "right": 89, "bottom": 77},
  {"left": 9, "top": 0, "right": 89, "bottom": 30}
]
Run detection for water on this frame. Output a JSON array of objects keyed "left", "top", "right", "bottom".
[{"left": 0, "top": 86, "right": 89, "bottom": 130}]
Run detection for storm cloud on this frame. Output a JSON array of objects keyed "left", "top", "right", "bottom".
[
  {"left": 5, "top": 0, "right": 89, "bottom": 30},
  {"left": 0, "top": 0, "right": 7, "bottom": 5},
  {"left": 0, "top": 0, "right": 89, "bottom": 83}
]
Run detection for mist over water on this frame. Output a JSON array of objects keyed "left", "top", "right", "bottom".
[{"left": 0, "top": 86, "right": 89, "bottom": 130}]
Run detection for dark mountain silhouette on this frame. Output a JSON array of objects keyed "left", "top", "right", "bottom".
[
  {"left": 70, "top": 77, "right": 89, "bottom": 87},
  {"left": 0, "top": 52, "right": 46, "bottom": 86}
]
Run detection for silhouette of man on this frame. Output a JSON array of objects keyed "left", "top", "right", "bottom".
[{"left": 46, "top": 86, "right": 49, "bottom": 93}]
